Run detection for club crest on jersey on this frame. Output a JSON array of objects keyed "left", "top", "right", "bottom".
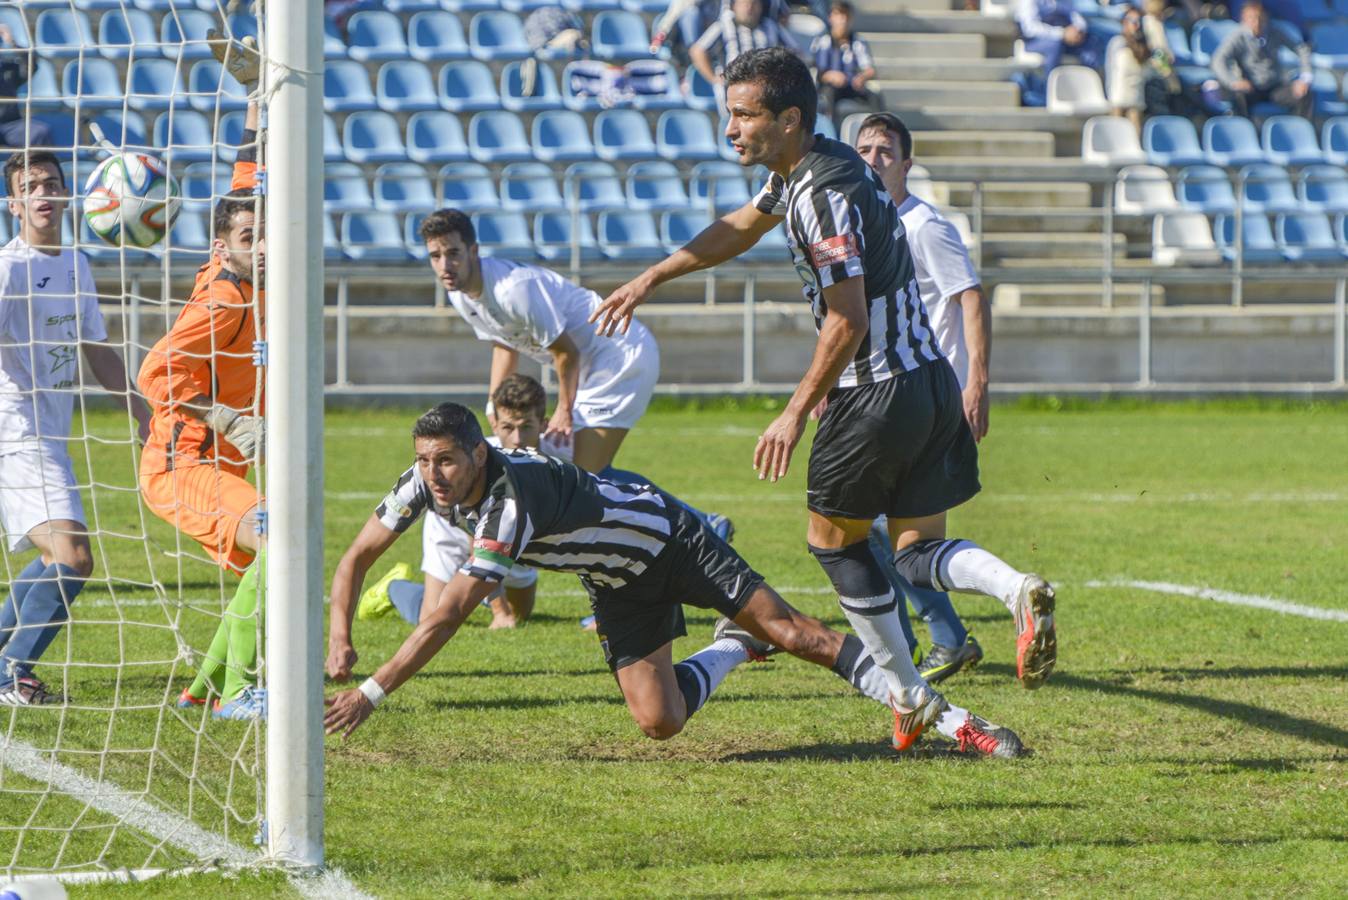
[
  {"left": 474, "top": 538, "right": 510, "bottom": 555},
  {"left": 808, "top": 234, "right": 858, "bottom": 267},
  {"left": 381, "top": 492, "right": 412, "bottom": 519}
]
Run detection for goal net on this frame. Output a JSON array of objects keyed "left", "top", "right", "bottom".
[{"left": 0, "top": 2, "right": 318, "bottom": 882}]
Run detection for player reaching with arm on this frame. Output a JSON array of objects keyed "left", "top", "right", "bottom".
[
  {"left": 591, "top": 49, "right": 1055, "bottom": 753},
  {"left": 0, "top": 150, "right": 151, "bottom": 705}
]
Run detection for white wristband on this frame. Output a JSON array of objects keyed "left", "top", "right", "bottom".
[
  {"left": 358, "top": 677, "right": 387, "bottom": 708},
  {"left": 485, "top": 399, "right": 496, "bottom": 418}
]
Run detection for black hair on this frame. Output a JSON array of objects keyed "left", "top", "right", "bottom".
[
  {"left": 418, "top": 207, "right": 476, "bottom": 245},
  {"left": 212, "top": 187, "right": 259, "bottom": 240},
  {"left": 723, "top": 47, "right": 818, "bottom": 134},
  {"left": 857, "top": 112, "right": 913, "bottom": 161},
  {"left": 4, "top": 149, "right": 65, "bottom": 196},
  {"left": 830, "top": 0, "right": 854, "bottom": 12},
  {"left": 492, "top": 374, "right": 547, "bottom": 421},
  {"left": 413, "top": 402, "right": 485, "bottom": 452}
]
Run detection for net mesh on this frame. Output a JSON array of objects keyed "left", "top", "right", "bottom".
[{"left": 0, "top": 1, "right": 269, "bottom": 878}]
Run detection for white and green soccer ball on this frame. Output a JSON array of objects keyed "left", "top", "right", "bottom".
[{"left": 83, "top": 152, "right": 181, "bottom": 249}]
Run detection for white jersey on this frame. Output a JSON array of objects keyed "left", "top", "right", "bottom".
[
  {"left": 0, "top": 237, "right": 105, "bottom": 454},
  {"left": 896, "top": 195, "right": 980, "bottom": 389}
]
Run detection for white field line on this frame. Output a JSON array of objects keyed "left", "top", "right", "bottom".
[
  {"left": 325, "top": 489, "right": 1345, "bottom": 504},
  {"left": 1085, "top": 579, "right": 1348, "bottom": 623}
]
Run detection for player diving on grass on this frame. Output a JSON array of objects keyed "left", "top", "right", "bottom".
[
  {"left": 0, "top": 149, "right": 151, "bottom": 706},
  {"left": 589, "top": 49, "right": 1056, "bottom": 752},
  {"left": 323, "top": 402, "right": 1025, "bottom": 758}
]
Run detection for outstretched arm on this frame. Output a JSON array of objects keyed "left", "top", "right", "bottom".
[{"left": 326, "top": 514, "right": 402, "bottom": 681}]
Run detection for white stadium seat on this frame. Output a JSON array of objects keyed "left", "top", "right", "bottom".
[
  {"left": 1047, "top": 66, "right": 1110, "bottom": 116},
  {"left": 1152, "top": 211, "right": 1222, "bottom": 266},
  {"left": 1013, "top": 39, "right": 1045, "bottom": 68},
  {"left": 981, "top": 0, "right": 1013, "bottom": 18},
  {"left": 1115, "top": 165, "right": 1178, "bottom": 215},
  {"left": 1081, "top": 115, "right": 1147, "bottom": 166}
]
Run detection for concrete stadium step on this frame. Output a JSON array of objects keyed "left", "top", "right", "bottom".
[
  {"left": 875, "top": 80, "right": 1020, "bottom": 109},
  {"left": 874, "top": 57, "right": 1036, "bottom": 82},
  {"left": 978, "top": 207, "right": 1107, "bottom": 233},
  {"left": 981, "top": 232, "right": 1127, "bottom": 262},
  {"left": 856, "top": 10, "right": 1020, "bottom": 39},
  {"left": 992, "top": 282, "right": 1165, "bottom": 309},
  {"left": 852, "top": 0, "right": 962, "bottom": 13},
  {"left": 864, "top": 33, "right": 987, "bottom": 60},
  {"left": 942, "top": 181, "right": 1093, "bottom": 209},
  {"left": 911, "top": 130, "right": 1054, "bottom": 160},
  {"left": 894, "top": 108, "right": 1088, "bottom": 148}
]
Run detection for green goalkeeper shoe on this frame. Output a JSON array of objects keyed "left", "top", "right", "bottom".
[{"left": 358, "top": 562, "right": 414, "bottom": 621}]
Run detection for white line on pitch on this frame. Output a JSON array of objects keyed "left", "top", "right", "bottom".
[
  {"left": 324, "top": 489, "right": 1344, "bottom": 504},
  {"left": 1085, "top": 579, "right": 1348, "bottom": 622}
]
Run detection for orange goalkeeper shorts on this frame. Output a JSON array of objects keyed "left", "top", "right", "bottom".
[{"left": 139, "top": 462, "right": 261, "bottom": 573}]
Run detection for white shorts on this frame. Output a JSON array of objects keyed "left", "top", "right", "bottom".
[
  {"left": 0, "top": 443, "right": 86, "bottom": 553},
  {"left": 573, "top": 324, "right": 659, "bottom": 432},
  {"left": 421, "top": 512, "right": 538, "bottom": 590}
]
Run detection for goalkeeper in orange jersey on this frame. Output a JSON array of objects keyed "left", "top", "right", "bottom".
[{"left": 138, "top": 37, "right": 269, "bottom": 720}]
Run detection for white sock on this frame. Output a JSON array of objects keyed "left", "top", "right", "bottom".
[
  {"left": 933, "top": 703, "right": 970, "bottom": 740},
  {"left": 673, "top": 638, "right": 749, "bottom": 715},
  {"left": 938, "top": 541, "right": 1026, "bottom": 612},
  {"left": 839, "top": 594, "right": 929, "bottom": 709}
]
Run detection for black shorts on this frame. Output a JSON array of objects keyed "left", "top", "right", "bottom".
[
  {"left": 587, "top": 506, "right": 764, "bottom": 671},
  {"left": 807, "top": 360, "right": 980, "bottom": 521}
]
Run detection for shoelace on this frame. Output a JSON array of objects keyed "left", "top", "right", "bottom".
[{"left": 955, "top": 718, "right": 999, "bottom": 755}]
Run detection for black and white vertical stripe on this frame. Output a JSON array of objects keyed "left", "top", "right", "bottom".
[{"left": 694, "top": 11, "right": 797, "bottom": 70}]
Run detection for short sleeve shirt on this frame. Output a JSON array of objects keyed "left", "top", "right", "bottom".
[{"left": 897, "top": 195, "right": 980, "bottom": 388}]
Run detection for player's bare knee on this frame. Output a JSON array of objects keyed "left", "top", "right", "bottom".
[
  {"left": 635, "top": 709, "right": 684, "bottom": 741},
  {"left": 59, "top": 538, "right": 94, "bottom": 579}
]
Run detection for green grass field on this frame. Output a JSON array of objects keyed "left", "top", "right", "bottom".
[{"left": 4, "top": 400, "right": 1348, "bottom": 897}]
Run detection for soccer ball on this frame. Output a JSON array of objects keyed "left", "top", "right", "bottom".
[{"left": 83, "top": 152, "right": 181, "bottom": 249}]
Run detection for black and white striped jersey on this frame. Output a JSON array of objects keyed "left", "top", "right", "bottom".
[{"left": 752, "top": 137, "right": 944, "bottom": 387}]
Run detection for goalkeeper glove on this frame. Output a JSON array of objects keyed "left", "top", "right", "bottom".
[
  {"left": 208, "top": 30, "right": 261, "bottom": 90},
  {"left": 205, "top": 405, "right": 265, "bottom": 460}
]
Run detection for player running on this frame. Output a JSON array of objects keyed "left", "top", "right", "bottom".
[
  {"left": 323, "top": 402, "right": 1025, "bottom": 758},
  {"left": 0, "top": 149, "right": 151, "bottom": 705},
  {"left": 590, "top": 49, "right": 1055, "bottom": 746}
]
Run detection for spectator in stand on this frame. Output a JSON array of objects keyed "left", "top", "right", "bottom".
[
  {"left": 1016, "top": 0, "right": 1101, "bottom": 77},
  {"left": 0, "top": 25, "right": 50, "bottom": 149},
  {"left": 652, "top": 0, "right": 794, "bottom": 62},
  {"left": 1212, "top": 0, "right": 1312, "bottom": 118},
  {"left": 812, "top": 1, "right": 881, "bottom": 128},
  {"left": 689, "top": 0, "right": 801, "bottom": 88},
  {"left": 1107, "top": 8, "right": 1160, "bottom": 128}
]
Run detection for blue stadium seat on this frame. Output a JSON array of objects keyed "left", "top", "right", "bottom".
[
  {"left": 169, "top": 209, "right": 210, "bottom": 253},
  {"left": 656, "top": 109, "right": 719, "bottom": 161},
  {"left": 325, "top": 163, "right": 374, "bottom": 214},
  {"left": 0, "top": 7, "right": 30, "bottom": 48},
  {"left": 98, "top": 8, "right": 160, "bottom": 60},
  {"left": 1261, "top": 115, "right": 1324, "bottom": 166},
  {"left": 439, "top": 162, "right": 500, "bottom": 210},
  {"left": 404, "top": 212, "right": 430, "bottom": 260},
  {"left": 342, "top": 212, "right": 409, "bottom": 261},
  {"left": 407, "top": 111, "right": 472, "bottom": 163},
  {"left": 685, "top": 67, "right": 718, "bottom": 111},
  {"left": 560, "top": 61, "right": 605, "bottom": 112},
  {"left": 324, "top": 114, "right": 346, "bottom": 162},
  {"left": 153, "top": 110, "right": 215, "bottom": 163},
  {"left": 594, "top": 109, "right": 656, "bottom": 160},
  {"left": 325, "top": 61, "right": 377, "bottom": 112},
  {"left": 444, "top": 0, "right": 500, "bottom": 10},
  {"left": 1238, "top": 163, "right": 1300, "bottom": 214},
  {"left": 62, "top": 58, "right": 124, "bottom": 109},
  {"left": 161, "top": 9, "right": 215, "bottom": 60},
  {"left": 622, "top": 0, "right": 670, "bottom": 10},
  {"left": 690, "top": 161, "right": 751, "bottom": 212},
  {"left": 566, "top": 0, "right": 624, "bottom": 10},
  {"left": 500, "top": 162, "right": 566, "bottom": 211},
  {"left": 504, "top": 0, "right": 560, "bottom": 12},
  {"left": 20, "top": 62, "right": 62, "bottom": 110},
  {"left": 592, "top": 10, "right": 649, "bottom": 61},
  {"left": 532, "top": 110, "right": 595, "bottom": 162},
  {"left": 469, "top": 110, "right": 533, "bottom": 162},
  {"left": 598, "top": 210, "right": 663, "bottom": 260},
  {"left": 1202, "top": 116, "right": 1265, "bottom": 167},
  {"left": 660, "top": 209, "right": 711, "bottom": 251},
  {"left": 131, "top": 0, "right": 182, "bottom": 11},
  {"left": 219, "top": 108, "right": 246, "bottom": 149},
  {"left": 34, "top": 9, "right": 93, "bottom": 58},
  {"left": 127, "top": 58, "right": 186, "bottom": 111},
  {"left": 630, "top": 61, "right": 685, "bottom": 110},
  {"left": 474, "top": 211, "right": 534, "bottom": 257},
  {"left": 470, "top": 12, "right": 531, "bottom": 61},
  {"left": 1335, "top": 212, "right": 1348, "bottom": 253},
  {"left": 378, "top": 61, "right": 440, "bottom": 112},
  {"left": 1298, "top": 164, "right": 1348, "bottom": 212},
  {"left": 1323, "top": 116, "right": 1348, "bottom": 164},
  {"left": 386, "top": 0, "right": 441, "bottom": 11},
  {"left": 1143, "top": 116, "right": 1205, "bottom": 167},
  {"left": 372, "top": 162, "right": 434, "bottom": 214},
  {"left": 562, "top": 161, "right": 625, "bottom": 211},
  {"left": 323, "top": 214, "right": 343, "bottom": 262},
  {"left": 534, "top": 211, "right": 600, "bottom": 262},
  {"left": 625, "top": 160, "right": 691, "bottom": 211},
  {"left": 439, "top": 61, "right": 500, "bottom": 112},
  {"left": 1190, "top": 19, "right": 1237, "bottom": 66},
  {"left": 1276, "top": 211, "right": 1342, "bottom": 260},
  {"left": 409, "top": 11, "right": 472, "bottom": 62},
  {"left": 182, "top": 161, "right": 231, "bottom": 205},
  {"left": 187, "top": 59, "right": 248, "bottom": 113},
  {"left": 1164, "top": 20, "right": 1193, "bottom": 64},
  {"left": 344, "top": 110, "right": 407, "bottom": 164},
  {"left": 226, "top": 13, "right": 259, "bottom": 42},
  {"left": 324, "top": 18, "right": 346, "bottom": 59},
  {"left": 1309, "top": 67, "right": 1348, "bottom": 117},
  {"left": 1212, "top": 213, "right": 1283, "bottom": 263},
  {"left": 816, "top": 116, "right": 838, "bottom": 141},
  {"left": 744, "top": 223, "right": 790, "bottom": 260},
  {"left": 501, "top": 60, "right": 563, "bottom": 111},
  {"left": 1310, "top": 23, "right": 1348, "bottom": 69},
  {"left": 86, "top": 111, "right": 149, "bottom": 155},
  {"left": 347, "top": 11, "right": 409, "bottom": 63},
  {"left": 1178, "top": 166, "right": 1237, "bottom": 216}
]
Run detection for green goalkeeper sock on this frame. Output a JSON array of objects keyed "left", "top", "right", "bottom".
[
  {"left": 188, "top": 550, "right": 264, "bottom": 701},
  {"left": 221, "top": 548, "right": 265, "bottom": 702}
]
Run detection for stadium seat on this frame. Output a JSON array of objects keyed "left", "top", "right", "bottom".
[
  {"left": 562, "top": 161, "right": 625, "bottom": 211},
  {"left": 1081, "top": 115, "right": 1148, "bottom": 166},
  {"left": 323, "top": 214, "right": 342, "bottom": 262},
  {"left": 1295, "top": 0, "right": 1338, "bottom": 25},
  {"left": 409, "top": 11, "right": 472, "bottom": 62},
  {"left": 20, "top": 62, "right": 62, "bottom": 110},
  {"left": 566, "top": 0, "right": 625, "bottom": 10},
  {"left": 324, "top": 114, "right": 346, "bottom": 162},
  {"left": 443, "top": 0, "right": 501, "bottom": 11},
  {"left": 342, "top": 212, "right": 409, "bottom": 262},
  {"left": 1309, "top": 68, "right": 1348, "bottom": 117},
  {"left": 1276, "top": 212, "right": 1343, "bottom": 261},
  {"left": 325, "top": 163, "right": 374, "bottom": 214},
  {"left": 128, "top": 59, "right": 187, "bottom": 111},
  {"left": 347, "top": 11, "right": 409, "bottom": 62},
  {"left": 532, "top": 110, "right": 595, "bottom": 162},
  {"left": 1322, "top": 116, "right": 1348, "bottom": 164},
  {"left": 1114, "top": 165, "right": 1178, "bottom": 215},
  {"left": 34, "top": 9, "right": 93, "bottom": 58},
  {"left": 373, "top": 163, "right": 437, "bottom": 212},
  {"left": 438, "top": 61, "right": 500, "bottom": 112},
  {"left": 1164, "top": 20, "right": 1192, "bottom": 65},
  {"left": 1238, "top": 163, "right": 1300, "bottom": 214},
  {"left": 225, "top": 13, "right": 258, "bottom": 42},
  {"left": 404, "top": 212, "right": 430, "bottom": 260},
  {"left": 1190, "top": 19, "right": 1238, "bottom": 66},
  {"left": 1143, "top": 116, "right": 1206, "bottom": 167},
  {"left": 469, "top": 111, "right": 533, "bottom": 162},
  {"left": 1202, "top": 117, "right": 1265, "bottom": 168},
  {"left": 623, "top": 0, "right": 670, "bottom": 10},
  {"left": 592, "top": 10, "right": 650, "bottom": 60},
  {"left": 344, "top": 111, "right": 407, "bottom": 164},
  {"left": 594, "top": 109, "right": 657, "bottom": 160},
  {"left": 1212, "top": 213, "right": 1283, "bottom": 263},
  {"left": 598, "top": 211, "right": 663, "bottom": 260},
  {"left": 501, "top": 60, "right": 563, "bottom": 111},
  {"left": 187, "top": 60, "right": 248, "bottom": 113},
  {"left": 160, "top": 9, "right": 215, "bottom": 60},
  {"left": 182, "top": 160, "right": 231, "bottom": 204},
  {"left": 85, "top": 111, "right": 149, "bottom": 156},
  {"left": 1046, "top": 66, "right": 1110, "bottom": 116},
  {"left": 559, "top": 61, "right": 604, "bottom": 112},
  {"left": 500, "top": 162, "right": 566, "bottom": 211},
  {"left": 660, "top": 209, "right": 711, "bottom": 251},
  {"left": 153, "top": 110, "right": 215, "bottom": 163},
  {"left": 624, "top": 160, "right": 690, "bottom": 211},
  {"left": 1151, "top": 211, "right": 1222, "bottom": 265},
  {"left": 61, "top": 58, "right": 124, "bottom": 110},
  {"left": 685, "top": 68, "right": 718, "bottom": 112},
  {"left": 98, "top": 8, "right": 160, "bottom": 60},
  {"left": 386, "top": 0, "right": 440, "bottom": 11},
  {"left": 533, "top": 211, "right": 600, "bottom": 262},
  {"left": 439, "top": 162, "right": 500, "bottom": 210},
  {"left": 474, "top": 211, "right": 534, "bottom": 258},
  {"left": 325, "top": 18, "right": 346, "bottom": 59},
  {"left": 1261, "top": 115, "right": 1324, "bottom": 166},
  {"left": 169, "top": 209, "right": 210, "bottom": 253},
  {"left": 744, "top": 222, "right": 791, "bottom": 260},
  {"left": 504, "top": 0, "right": 559, "bottom": 13},
  {"left": 690, "top": 161, "right": 751, "bottom": 212},
  {"left": 816, "top": 117, "right": 838, "bottom": 142},
  {"left": 470, "top": 12, "right": 530, "bottom": 61},
  {"left": 1310, "top": 23, "right": 1348, "bottom": 69},
  {"left": 1175, "top": 165, "right": 1236, "bottom": 214},
  {"left": 656, "top": 109, "right": 719, "bottom": 161},
  {"left": 407, "top": 111, "right": 472, "bottom": 163},
  {"left": 377, "top": 61, "right": 440, "bottom": 112},
  {"left": 1335, "top": 212, "right": 1348, "bottom": 254},
  {"left": 0, "top": 7, "right": 30, "bottom": 48},
  {"left": 324, "top": 61, "right": 377, "bottom": 112},
  {"left": 1298, "top": 164, "right": 1348, "bottom": 212}
]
